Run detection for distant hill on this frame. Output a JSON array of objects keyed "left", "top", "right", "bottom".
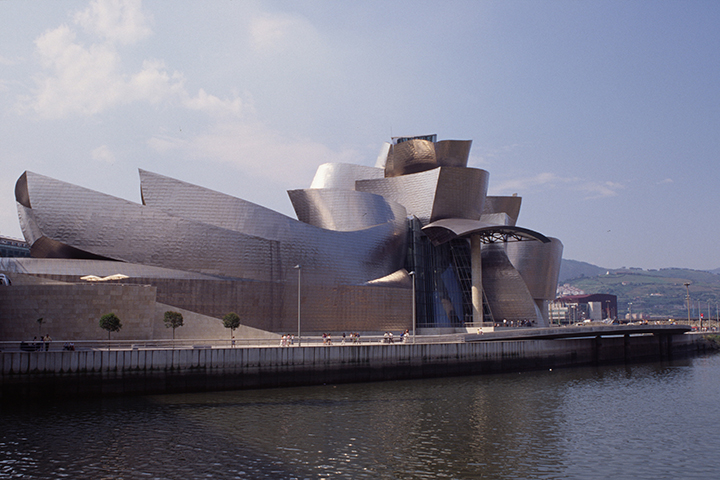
[
  {"left": 558, "top": 259, "right": 606, "bottom": 283},
  {"left": 557, "top": 259, "right": 720, "bottom": 320}
]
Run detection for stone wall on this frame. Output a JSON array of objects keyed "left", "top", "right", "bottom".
[{"left": 0, "top": 284, "right": 157, "bottom": 341}]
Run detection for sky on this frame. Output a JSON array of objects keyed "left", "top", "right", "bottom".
[{"left": 1, "top": 0, "right": 719, "bottom": 271}]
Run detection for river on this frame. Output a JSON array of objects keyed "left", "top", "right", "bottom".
[{"left": 2, "top": 353, "right": 720, "bottom": 479}]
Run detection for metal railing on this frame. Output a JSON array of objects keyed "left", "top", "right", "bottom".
[{"left": 0, "top": 334, "right": 466, "bottom": 353}]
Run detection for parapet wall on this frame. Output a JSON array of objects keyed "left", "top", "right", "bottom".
[{"left": 1, "top": 333, "right": 710, "bottom": 401}]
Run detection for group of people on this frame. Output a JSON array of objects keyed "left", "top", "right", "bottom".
[
  {"left": 277, "top": 331, "right": 417, "bottom": 346},
  {"left": 35, "top": 334, "right": 52, "bottom": 351},
  {"left": 383, "top": 330, "right": 412, "bottom": 343},
  {"left": 495, "top": 319, "right": 535, "bottom": 328},
  {"left": 20, "top": 334, "right": 52, "bottom": 352}
]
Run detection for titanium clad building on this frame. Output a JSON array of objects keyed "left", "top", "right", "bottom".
[{"left": 1, "top": 134, "right": 563, "bottom": 341}]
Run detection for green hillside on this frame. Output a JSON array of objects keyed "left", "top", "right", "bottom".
[{"left": 560, "top": 261, "right": 720, "bottom": 320}]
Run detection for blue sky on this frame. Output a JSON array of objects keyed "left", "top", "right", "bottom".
[{"left": 1, "top": 0, "right": 719, "bottom": 270}]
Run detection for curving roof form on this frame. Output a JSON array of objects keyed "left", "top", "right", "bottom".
[
  {"left": 357, "top": 166, "right": 489, "bottom": 226},
  {"left": 309, "top": 163, "right": 385, "bottom": 190},
  {"left": 483, "top": 196, "right": 522, "bottom": 226},
  {"left": 288, "top": 188, "right": 406, "bottom": 232},
  {"left": 505, "top": 237, "right": 564, "bottom": 301},
  {"left": 16, "top": 171, "right": 407, "bottom": 285},
  {"left": 384, "top": 139, "right": 472, "bottom": 177},
  {"left": 421, "top": 218, "right": 551, "bottom": 246},
  {"left": 433, "top": 140, "right": 473, "bottom": 168},
  {"left": 139, "top": 169, "right": 299, "bottom": 240}
]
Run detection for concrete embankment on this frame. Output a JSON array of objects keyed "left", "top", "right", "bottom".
[{"left": 0, "top": 332, "right": 714, "bottom": 402}]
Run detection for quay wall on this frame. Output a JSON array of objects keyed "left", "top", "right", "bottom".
[{"left": 0, "top": 333, "right": 712, "bottom": 401}]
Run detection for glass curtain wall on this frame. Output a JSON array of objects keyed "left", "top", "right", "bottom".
[{"left": 406, "top": 217, "right": 474, "bottom": 328}]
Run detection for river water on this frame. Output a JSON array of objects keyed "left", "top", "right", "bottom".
[{"left": 2, "top": 354, "right": 720, "bottom": 479}]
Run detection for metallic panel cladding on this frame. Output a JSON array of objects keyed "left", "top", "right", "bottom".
[
  {"left": 434, "top": 140, "right": 472, "bottom": 168},
  {"left": 385, "top": 139, "right": 438, "bottom": 177},
  {"left": 309, "top": 163, "right": 385, "bottom": 190},
  {"left": 483, "top": 196, "right": 522, "bottom": 226},
  {"left": 19, "top": 171, "right": 407, "bottom": 286},
  {"left": 481, "top": 243, "right": 544, "bottom": 326},
  {"left": 505, "top": 237, "right": 564, "bottom": 301},
  {"left": 137, "top": 169, "right": 408, "bottom": 284},
  {"left": 356, "top": 166, "right": 489, "bottom": 226},
  {"left": 288, "top": 188, "right": 407, "bottom": 232},
  {"left": 385, "top": 139, "right": 473, "bottom": 177}
]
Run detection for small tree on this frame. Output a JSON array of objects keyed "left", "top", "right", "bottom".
[
  {"left": 163, "top": 311, "right": 184, "bottom": 340},
  {"left": 99, "top": 313, "right": 122, "bottom": 344},
  {"left": 222, "top": 312, "right": 241, "bottom": 344}
]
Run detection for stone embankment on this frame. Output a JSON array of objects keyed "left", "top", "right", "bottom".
[{"left": 0, "top": 326, "right": 714, "bottom": 402}]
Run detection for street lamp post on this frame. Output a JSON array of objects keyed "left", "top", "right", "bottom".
[
  {"left": 408, "top": 271, "right": 416, "bottom": 343},
  {"left": 684, "top": 282, "right": 691, "bottom": 326},
  {"left": 294, "top": 265, "right": 301, "bottom": 346}
]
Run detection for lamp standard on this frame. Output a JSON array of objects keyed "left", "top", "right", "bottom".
[
  {"left": 408, "top": 271, "right": 416, "bottom": 343},
  {"left": 294, "top": 265, "right": 301, "bottom": 346},
  {"left": 684, "top": 282, "right": 691, "bottom": 326}
]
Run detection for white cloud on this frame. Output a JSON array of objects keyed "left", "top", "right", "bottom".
[
  {"left": 20, "top": 6, "right": 245, "bottom": 120},
  {"left": 73, "top": 0, "right": 152, "bottom": 45},
  {"left": 577, "top": 181, "right": 623, "bottom": 199},
  {"left": 27, "top": 24, "right": 124, "bottom": 117},
  {"left": 490, "top": 172, "right": 623, "bottom": 199},
  {"left": 657, "top": 178, "right": 673, "bottom": 185},
  {"left": 182, "top": 88, "right": 244, "bottom": 117},
  {"left": 250, "top": 13, "right": 320, "bottom": 55},
  {"left": 491, "top": 172, "right": 575, "bottom": 193},
  {"left": 469, "top": 144, "right": 523, "bottom": 168},
  {"left": 91, "top": 145, "right": 116, "bottom": 164},
  {"left": 0, "top": 55, "right": 17, "bottom": 66},
  {"left": 148, "top": 121, "right": 361, "bottom": 185}
]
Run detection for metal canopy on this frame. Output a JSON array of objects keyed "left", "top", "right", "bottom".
[{"left": 422, "top": 218, "right": 551, "bottom": 246}]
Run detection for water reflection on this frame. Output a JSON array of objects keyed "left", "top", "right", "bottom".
[{"left": 2, "top": 356, "right": 719, "bottom": 479}]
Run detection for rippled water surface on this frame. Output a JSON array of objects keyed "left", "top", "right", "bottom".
[{"left": 3, "top": 355, "right": 720, "bottom": 479}]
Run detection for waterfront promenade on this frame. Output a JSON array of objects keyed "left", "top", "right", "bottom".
[{"left": 2, "top": 324, "right": 711, "bottom": 402}]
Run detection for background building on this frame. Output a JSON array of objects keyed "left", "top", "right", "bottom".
[{"left": 551, "top": 294, "right": 618, "bottom": 324}]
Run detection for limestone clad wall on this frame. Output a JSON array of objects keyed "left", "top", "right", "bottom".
[{"left": 0, "top": 284, "right": 157, "bottom": 341}]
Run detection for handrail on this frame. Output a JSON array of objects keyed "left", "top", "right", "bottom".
[{"left": 0, "top": 334, "right": 465, "bottom": 352}]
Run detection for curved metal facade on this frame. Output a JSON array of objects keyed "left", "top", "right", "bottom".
[
  {"left": 357, "top": 167, "right": 489, "bottom": 226},
  {"left": 288, "top": 188, "right": 406, "bottom": 232},
  {"left": 506, "top": 237, "right": 564, "bottom": 301},
  {"left": 7, "top": 134, "right": 565, "bottom": 338},
  {"left": 309, "top": 163, "right": 385, "bottom": 190}
]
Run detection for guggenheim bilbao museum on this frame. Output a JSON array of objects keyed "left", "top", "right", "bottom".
[{"left": 0, "top": 134, "right": 563, "bottom": 341}]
